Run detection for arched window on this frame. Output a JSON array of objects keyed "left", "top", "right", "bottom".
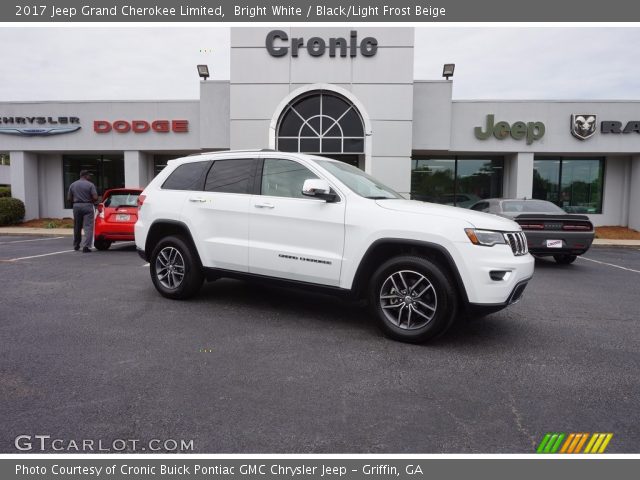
[{"left": 276, "top": 91, "right": 365, "bottom": 155}]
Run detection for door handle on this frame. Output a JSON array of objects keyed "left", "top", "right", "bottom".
[
  {"left": 254, "top": 202, "right": 275, "bottom": 209},
  {"left": 189, "top": 197, "right": 207, "bottom": 203}
]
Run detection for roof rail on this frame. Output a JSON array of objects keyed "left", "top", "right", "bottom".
[{"left": 187, "top": 149, "right": 278, "bottom": 157}]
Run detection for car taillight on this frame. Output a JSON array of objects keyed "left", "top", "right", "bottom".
[
  {"left": 562, "top": 223, "right": 592, "bottom": 231},
  {"left": 137, "top": 194, "right": 146, "bottom": 209},
  {"left": 518, "top": 223, "right": 544, "bottom": 230}
]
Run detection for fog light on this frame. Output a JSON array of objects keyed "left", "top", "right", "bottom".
[{"left": 490, "top": 270, "right": 508, "bottom": 281}]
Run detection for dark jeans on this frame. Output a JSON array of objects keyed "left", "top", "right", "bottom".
[{"left": 73, "top": 203, "right": 95, "bottom": 249}]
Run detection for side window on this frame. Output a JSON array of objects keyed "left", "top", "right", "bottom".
[
  {"left": 471, "top": 202, "right": 489, "bottom": 212},
  {"left": 162, "top": 161, "right": 211, "bottom": 191},
  {"left": 261, "top": 159, "right": 318, "bottom": 199},
  {"left": 204, "top": 159, "right": 256, "bottom": 194}
]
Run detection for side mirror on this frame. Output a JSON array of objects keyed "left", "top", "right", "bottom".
[{"left": 302, "top": 179, "right": 337, "bottom": 202}]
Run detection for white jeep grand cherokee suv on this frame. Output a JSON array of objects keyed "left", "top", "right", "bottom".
[{"left": 135, "top": 150, "right": 534, "bottom": 343}]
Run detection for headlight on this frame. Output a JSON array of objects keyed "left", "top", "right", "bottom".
[{"left": 465, "top": 228, "right": 506, "bottom": 247}]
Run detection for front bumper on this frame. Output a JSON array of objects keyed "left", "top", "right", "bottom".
[
  {"left": 454, "top": 242, "right": 535, "bottom": 305},
  {"left": 467, "top": 277, "right": 532, "bottom": 316}
]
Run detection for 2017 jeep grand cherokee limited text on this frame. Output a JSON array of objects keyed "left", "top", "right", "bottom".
[{"left": 135, "top": 151, "right": 534, "bottom": 343}]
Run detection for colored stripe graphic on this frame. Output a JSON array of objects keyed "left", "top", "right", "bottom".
[
  {"left": 574, "top": 433, "right": 589, "bottom": 453},
  {"left": 568, "top": 433, "right": 587, "bottom": 453},
  {"left": 536, "top": 433, "right": 565, "bottom": 453},
  {"left": 550, "top": 433, "right": 565, "bottom": 453},
  {"left": 584, "top": 433, "right": 599, "bottom": 453},
  {"left": 536, "top": 433, "right": 552, "bottom": 453},
  {"left": 585, "top": 433, "right": 614, "bottom": 453},
  {"left": 598, "top": 433, "right": 613, "bottom": 453},
  {"left": 537, "top": 433, "right": 612, "bottom": 453},
  {"left": 560, "top": 433, "right": 575, "bottom": 453}
]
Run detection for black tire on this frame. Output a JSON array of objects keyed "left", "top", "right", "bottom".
[
  {"left": 554, "top": 254, "right": 577, "bottom": 265},
  {"left": 94, "top": 238, "right": 112, "bottom": 251},
  {"left": 369, "top": 255, "right": 458, "bottom": 343},
  {"left": 150, "top": 235, "right": 204, "bottom": 299}
]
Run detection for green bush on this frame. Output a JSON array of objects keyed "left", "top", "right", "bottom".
[
  {"left": 0, "top": 186, "right": 11, "bottom": 198},
  {"left": 0, "top": 197, "right": 25, "bottom": 226}
]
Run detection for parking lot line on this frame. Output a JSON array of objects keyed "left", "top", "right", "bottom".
[
  {"left": 4, "top": 249, "right": 76, "bottom": 262},
  {"left": 578, "top": 256, "right": 640, "bottom": 274},
  {"left": 0, "top": 236, "right": 64, "bottom": 244}
]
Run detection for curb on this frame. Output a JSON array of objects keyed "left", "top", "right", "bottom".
[
  {"left": 0, "top": 227, "right": 74, "bottom": 237},
  {"left": 592, "top": 239, "right": 640, "bottom": 247}
]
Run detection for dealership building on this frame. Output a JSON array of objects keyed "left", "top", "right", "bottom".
[{"left": 1, "top": 27, "right": 639, "bottom": 229}]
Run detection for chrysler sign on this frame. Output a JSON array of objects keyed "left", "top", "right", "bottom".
[{"left": 0, "top": 116, "right": 81, "bottom": 136}]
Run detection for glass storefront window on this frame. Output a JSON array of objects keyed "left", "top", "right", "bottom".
[
  {"left": 456, "top": 159, "right": 504, "bottom": 207},
  {"left": 411, "top": 158, "right": 455, "bottom": 203},
  {"left": 63, "top": 155, "right": 124, "bottom": 209},
  {"left": 532, "top": 159, "right": 560, "bottom": 204},
  {"left": 411, "top": 156, "right": 504, "bottom": 207},
  {"left": 533, "top": 158, "right": 603, "bottom": 214}
]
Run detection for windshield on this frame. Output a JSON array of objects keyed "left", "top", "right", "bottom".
[
  {"left": 502, "top": 200, "right": 565, "bottom": 213},
  {"left": 315, "top": 160, "right": 402, "bottom": 199},
  {"left": 104, "top": 193, "right": 140, "bottom": 208}
]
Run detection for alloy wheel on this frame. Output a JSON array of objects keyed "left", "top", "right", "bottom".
[
  {"left": 379, "top": 270, "right": 438, "bottom": 330},
  {"left": 155, "top": 246, "right": 185, "bottom": 289}
]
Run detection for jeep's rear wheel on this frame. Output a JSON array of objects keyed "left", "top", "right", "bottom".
[
  {"left": 370, "top": 256, "right": 457, "bottom": 343},
  {"left": 150, "top": 235, "right": 204, "bottom": 299}
]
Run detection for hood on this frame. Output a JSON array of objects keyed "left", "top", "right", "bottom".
[{"left": 375, "top": 199, "right": 521, "bottom": 231}]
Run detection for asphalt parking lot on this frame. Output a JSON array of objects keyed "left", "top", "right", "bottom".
[{"left": 1, "top": 236, "right": 639, "bottom": 453}]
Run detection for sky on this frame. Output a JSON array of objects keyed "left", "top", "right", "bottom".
[{"left": 1, "top": 27, "right": 640, "bottom": 101}]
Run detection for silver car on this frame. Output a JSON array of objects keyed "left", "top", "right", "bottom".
[{"left": 469, "top": 199, "right": 595, "bottom": 264}]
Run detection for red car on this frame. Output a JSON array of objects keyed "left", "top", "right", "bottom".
[{"left": 94, "top": 188, "right": 143, "bottom": 250}]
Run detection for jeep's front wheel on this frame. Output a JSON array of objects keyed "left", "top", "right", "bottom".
[
  {"left": 150, "top": 235, "right": 204, "bottom": 299},
  {"left": 369, "top": 256, "right": 457, "bottom": 343}
]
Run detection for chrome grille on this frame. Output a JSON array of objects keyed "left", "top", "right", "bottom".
[{"left": 504, "top": 231, "right": 528, "bottom": 256}]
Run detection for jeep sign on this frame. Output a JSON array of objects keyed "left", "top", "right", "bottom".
[{"left": 474, "top": 114, "right": 545, "bottom": 145}]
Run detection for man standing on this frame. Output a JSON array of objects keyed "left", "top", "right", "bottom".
[{"left": 67, "top": 170, "right": 98, "bottom": 252}]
